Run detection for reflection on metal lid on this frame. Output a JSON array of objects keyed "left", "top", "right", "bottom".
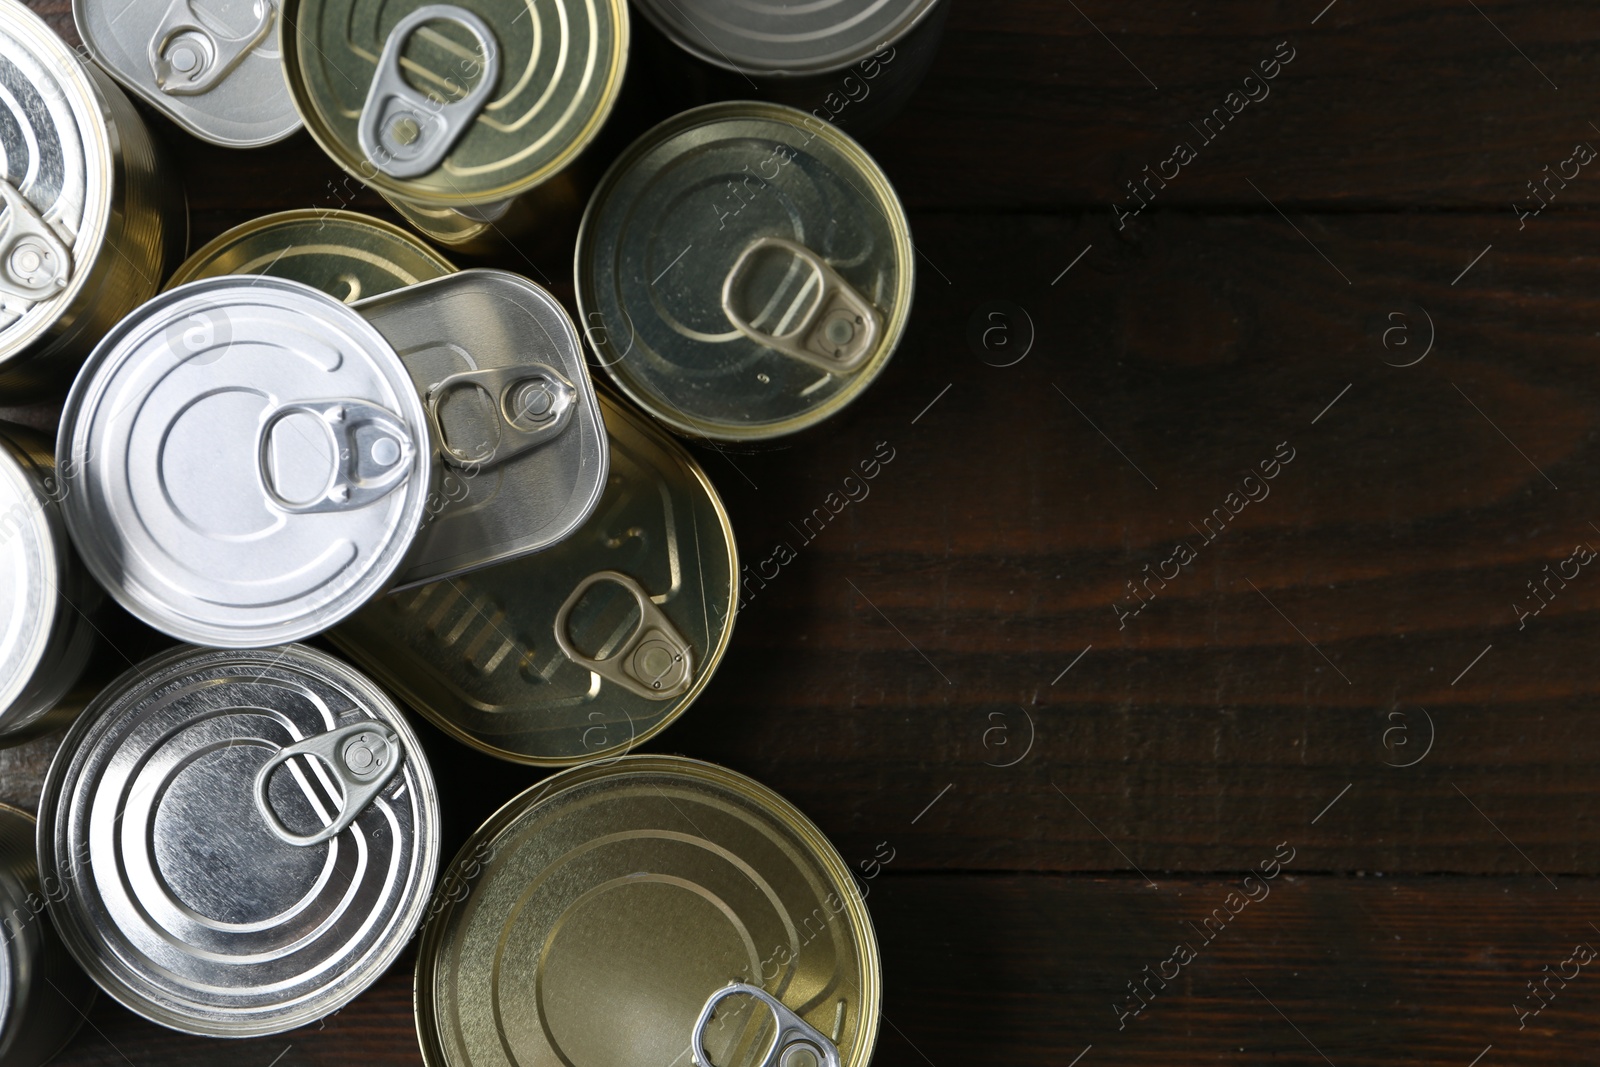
[{"left": 634, "top": 0, "right": 941, "bottom": 76}]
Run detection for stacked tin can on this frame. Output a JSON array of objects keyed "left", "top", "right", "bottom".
[{"left": 0, "top": 0, "right": 944, "bottom": 1061}]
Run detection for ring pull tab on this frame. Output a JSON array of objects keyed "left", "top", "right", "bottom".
[
  {"left": 148, "top": 0, "right": 275, "bottom": 96},
  {"left": 721, "top": 237, "right": 882, "bottom": 376},
  {"left": 554, "top": 572, "right": 695, "bottom": 701},
  {"left": 357, "top": 5, "right": 500, "bottom": 180},
  {"left": 253, "top": 721, "right": 403, "bottom": 847},
  {"left": 426, "top": 364, "right": 577, "bottom": 470},
  {"left": 257, "top": 398, "right": 416, "bottom": 514},
  {"left": 0, "top": 179, "right": 71, "bottom": 303},
  {"left": 691, "top": 983, "right": 842, "bottom": 1067}
]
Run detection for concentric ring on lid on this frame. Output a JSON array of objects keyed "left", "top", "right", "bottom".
[
  {"left": 56, "top": 276, "right": 433, "bottom": 648},
  {"left": 0, "top": 445, "right": 59, "bottom": 715},
  {"left": 634, "top": 0, "right": 941, "bottom": 75}
]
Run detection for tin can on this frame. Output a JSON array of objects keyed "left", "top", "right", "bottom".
[
  {"left": 282, "top": 0, "right": 628, "bottom": 252},
  {"left": 73, "top": 0, "right": 302, "bottom": 147},
  {"left": 633, "top": 0, "right": 949, "bottom": 133},
  {"left": 165, "top": 209, "right": 455, "bottom": 301},
  {"left": 575, "top": 102, "right": 914, "bottom": 441},
  {"left": 414, "top": 755, "right": 880, "bottom": 1067},
  {"left": 331, "top": 386, "right": 736, "bottom": 766},
  {"left": 37, "top": 643, "right": 440, "bottom": 1037},
  {"left": 0, "top": 0, "right": 185, "bottom": 398},
  {"left": 0, "top": 803, "right": 95, "bottom": 1067}
]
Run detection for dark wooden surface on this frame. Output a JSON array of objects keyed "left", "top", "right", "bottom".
[{"left": 8, "top": 0, "right": 1600, "bottom": 1063}]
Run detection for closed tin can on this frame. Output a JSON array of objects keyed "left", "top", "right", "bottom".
[
  {"left": 0, "top": 803, "right": 94, "bottom": 1067},
  {"left": 415, "top": 756, "right": 880, "bottom": 1067},
  {"left": 282, "top": 0, "right": 627, "bottom": 251},
  {"left": 73, "top": 0, "right": 302, "bottom": 147},
  {"left": 37, "top": 643, "right": 440, "bottom": 1037},
  {"left": 331, "top": 386, "right": 736, "bottom": 766},
  {"left": 0, "top": 0, "right": 184, "bottom": 397},
  {"left": 633, "top": 0, "right": 949, "bottom": 133},
  {"left": 576, "top": 102, "right": 914, "bottom": 440}
]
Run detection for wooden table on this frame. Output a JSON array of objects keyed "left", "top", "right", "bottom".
[{"left": 7, "top": 1, "right": 1600, "bottom": 1063}]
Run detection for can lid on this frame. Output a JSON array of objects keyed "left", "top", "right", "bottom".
[
  {"left": 284, "top": 0, "right": 627, "bottom": 207},
  {"left": 634, "top": 0, "right": 940, "bottom": 76},
  {"left": 415, "top": 755, "right": 879, "bottom": 1067},
  {"left": 576, "top": 102, "right": 913, "bottom": 440},
  {"left": 73, "top": 0, "right": 302, "bottom": 147},
  {"left": 38, "top": 644, "right": 440, "bottom": 1037},
  {"left": 0, "top": 1, "right": 112, "bottom": 363},
  {"left": 57, "top": 276, "right": 433, "bottom": 648},
  {"left": 164, "top": 209, "right": 456, "bottom": 301},
  {"left": 0, "top": 443, "right": 57, "bottom": 716}
]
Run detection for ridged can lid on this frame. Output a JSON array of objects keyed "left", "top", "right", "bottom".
[
  {"left": 0, "top": 440, "right": 57, "bottom": 719},
  {"left": 634, "top": 0, "right": 942, "bottom": 76}
]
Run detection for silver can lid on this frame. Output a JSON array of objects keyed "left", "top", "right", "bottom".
[
  {"left": 57, "top": 276, "right": 433, "bottom": 648},
  {"left": 0, "top": 441, "right": 57, "bottom": 717},
  {"left": 633, "top": 0, "right": 940, "bottom": 76},
  {"left": 37, "top": 643, "right": 440, "bottom": 1037},
  {"left": 0, "top": 1, "right": 112, "bottom": 363},
  {"left": 73, "top": 0, "right": 302, "bottom": 147}
]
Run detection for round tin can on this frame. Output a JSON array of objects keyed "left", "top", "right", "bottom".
[
  {"left": 73, "top": 0, "right": 303, "bottom": 147},
  {"left": 37, "top": 643, "right": 440, "bottom": 1037},
  {"left": 282, "top": 0, "right": 628, "bottom": 251},
  {"left": 0, "top": 0, "right": 185, "bottom": 398},
  {"left": 0, "top": 802, "right": 94, "bottom": 1067},
  {"left": 165, "top": 209, "right": 455, "bottom": 301},
  {"left": 576, "top": 102, "right": 914, "bottom": 441},
  {"left": 414, "top": 755, "right": 880, "bottom": 1067},
  {"left": 331, "top": 386, "right": 736, "bottom": 766}
]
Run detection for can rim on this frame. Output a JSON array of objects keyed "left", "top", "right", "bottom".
[
  {"left": 413, "top": 753, "right": 881, "bottom": 1067},
  {"left": 0, "top": 444, "right": 62, "bottom": 715},
  {"left": 573, "top": 100, "right": 915, "bottom": 442}
]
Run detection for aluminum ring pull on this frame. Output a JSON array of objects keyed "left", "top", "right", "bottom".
[
  {"left": 257, "top": 398, "right": 417, "bottom": 514},
  {"left": 425, "top": 363, "right": 576, "bottom": 470},
  {"left": 691, "top": 983, "right": 842, "bottom": 1067},
  {"left": 721, "top": 237, "right": 882, "bottom": 376},
  {"left": 554, "top": 571, "right": 695, "bottom": 701},
  {"left": 148, "top": 0, "right": 275, "bottom": 96},
  {"left": 357, "top": 6, "right": 500, "bottom": 180},
  {"left": 0, "top": 178, "right": 71, "bottom": 303},
  {"left": 253, "top": 721, "right": 403, "bottom": 847}
]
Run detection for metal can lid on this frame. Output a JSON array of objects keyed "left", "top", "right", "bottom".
[
  {"left": 415, "top": 755, "right": 879, "bottom": 1067},
  {"left": 0, "top": 441, "right": 58, "bottom": 717},
  {"left": 38, "top": 644, "right": 440, "bottom": 1037},
  {"left": 634, "top": 0, "right": 941, "bottom": 76},
  {"left": 576, "top": 102, "right": 913, "bottom": 440},
  {"left": 283, "top": 0, "right": 628, "bottom": 207},
  {"left": 73, "top": 0, "right": 302, "bottom": 147},
  {"left": 330, "top": 388, "right": 736, "bottom": 766},
  {"left": 0, "top": 1, "right": 113, "bottom": 363},
  {"left": 57, "top": 276, "right": 433, "bottom": 648},
  {"left": 165, "top": 209, "right": 456, "bottom": 301}
]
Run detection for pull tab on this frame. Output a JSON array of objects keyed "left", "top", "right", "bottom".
[
  {"left": 426, "top": 364, "right": 576, "bottom": 469},
  {"left": 357, "top": 5, "right": 500, "bottom": 180},
  {"left": 554, "top": 572, "right": 695, "bottom": 701},
  {"left": 253, "top": 721, "right": 403, "bottom": 847},
  {"left": 148, "top": 0, "right": 275, "bottom": 96},
  {"left": 721, "top": 237, "right": 882, "bottom": 376},
  {"left": 0, "top": 179, "right": 71, "bottom": 303},
  {"left": 691, "top": 983, "right": 842, "bottom": 1067},
  {"left": 257, "top": 399, "right": 416, "bottom": 514}
]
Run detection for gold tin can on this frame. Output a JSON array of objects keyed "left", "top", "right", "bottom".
[
  {"left": 330, "top": 387, "right": 736, "bottom": 766},
  {"left": 165, "top": 209, "right": 455, "bottom": 302},
  {"left": 281, "top": 0, "right": 627, "bottom": 252},
  {"left": 414, "top": 756, "right": 881, "bottom": 1067},
  {"left": 0, "top": 0, "right": 185, "bottom": 398}
]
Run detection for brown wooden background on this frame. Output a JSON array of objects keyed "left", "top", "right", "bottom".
[{"left": 8, "top": 0, "right": 1600, "bottom": 1063}]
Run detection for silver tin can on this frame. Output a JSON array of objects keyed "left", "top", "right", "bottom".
[
  {"left": 37, "top": 643, "right": 439, "bottom": 1037},
  {"left": 0, "top": 802, "right": 95, "bottom": 1067},
  {"left": 74, "top": 0, "right": 303, "bottom": 147}
]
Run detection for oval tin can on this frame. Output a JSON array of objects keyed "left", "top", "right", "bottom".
[
  {"left": 37, "top": 643, "right": 440, "bottom": 1037},
  {"left": 414, "top": 756, "right": 880, "bottom": 1067}
]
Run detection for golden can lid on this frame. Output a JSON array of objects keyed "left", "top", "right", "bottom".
[
  {"left": 329, "top": 387, "right": 736, "bottom": 766},
  {"left": 282, "top": 0, "right": 628, "bottom": 208},
  {"left": 165, "top": 209, "right": 455, "bottom": 301},
  {"left": 575, "top": 102, "right": 914, "bottom": 440},
  {"left": 414, "top": 755, "right": 880, "bottom": 1067}
]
